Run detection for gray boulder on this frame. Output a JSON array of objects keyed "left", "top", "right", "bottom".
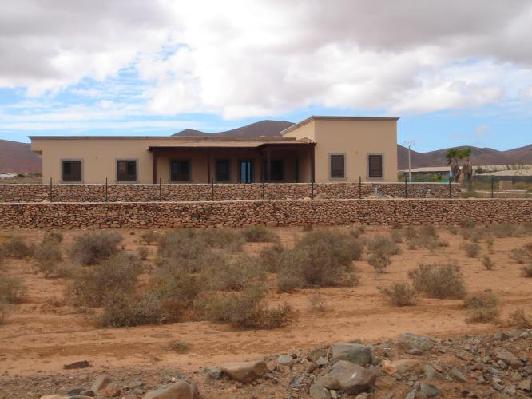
[
  {"left": 419, "top": 382, "right": 440, "bottom": 398},
  {"left": 309, "top": 383, "right": 332, "bottom": 399},
  {"left": 398, "top": 333, "right": 433, "bottom": 354},
  {"left": 330, "top": 343, "right": 374, "bottom": 366},
  {"left": 143, "top": 381, "right": 198, "bottom": 399},
  {"left": 494, "top": 348, "right": 521, "bottom": 368},
  {"left": 316, "top": 360, "right": 377, "bottom": 394},
  {"left": 221, "top": 360, "right": 268, "bottom": 383}
]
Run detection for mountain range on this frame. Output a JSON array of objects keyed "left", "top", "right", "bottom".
[{"left": 1, "top": 120, "right": 530, "bottom": 172}]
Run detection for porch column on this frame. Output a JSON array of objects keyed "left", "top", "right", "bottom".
[
  {"left": 152, "top": 150, "right": 158, "bottom": 184},
  {"left": 207, "top": 151, "right": 211, "bottom": 183},
  {"left": 266, "top": 148, "right": 271, "bottom": 182},
  {"left": 310, "top": 146, "right": 315, "bottom": 183}
]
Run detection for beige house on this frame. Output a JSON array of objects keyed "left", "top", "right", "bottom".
[{"left": 30, "top": 116, "right": 398, "bottom": 184}]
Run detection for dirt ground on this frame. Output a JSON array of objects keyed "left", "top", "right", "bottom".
[{"left": 0, "top": 226, "right": 530, "bottom": 382}]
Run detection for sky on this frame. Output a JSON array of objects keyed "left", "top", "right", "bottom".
[{"left": 0, "top": 1, "right": 531, "bottom": 152}]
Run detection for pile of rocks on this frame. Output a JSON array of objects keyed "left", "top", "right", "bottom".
[{"left": 12, "top": 329, "right": 531, "bottom": 399}]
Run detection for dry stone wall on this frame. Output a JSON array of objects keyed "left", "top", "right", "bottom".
[
  {"left": 0, "top": 199, "right": 529, "bottom": 229},
  {"left": 0, "top": 182, "right": 460, "bottom": 203}
]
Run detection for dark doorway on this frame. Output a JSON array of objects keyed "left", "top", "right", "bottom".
[{"left": 239, "top": 159, "right": 253, "bottom": 183}]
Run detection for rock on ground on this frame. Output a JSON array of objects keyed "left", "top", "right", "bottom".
[
  {"left": 330, "top": 343, "right": 374, "bottom": 366},
  {"left": 316, "top": 360, "right": 377, "bottom": 394},
  {"left": 143, "top": 381, "right": 198, "bottom": 399},
  {"left": 220, "top": 360, "right": 268, "bottom": 383}
]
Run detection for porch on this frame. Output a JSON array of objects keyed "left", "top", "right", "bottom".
[{"left": 149, "top": 142, "right": 315, "bottom": 184}]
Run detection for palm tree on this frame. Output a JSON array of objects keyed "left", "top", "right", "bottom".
[{"left": 446, "top": 147, "right": 472, "bottom": 183}]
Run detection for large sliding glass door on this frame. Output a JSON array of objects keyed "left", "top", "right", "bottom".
[{"left": 238, "top": 159, "right": 254, "bottom": 183}]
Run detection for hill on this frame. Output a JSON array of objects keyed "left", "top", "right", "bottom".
[
  {"left": 172, "top": 120, "right": 294, "bottom": 138},
  {"left": 0, "top": 139, "right": 41, "bottom": 173}
]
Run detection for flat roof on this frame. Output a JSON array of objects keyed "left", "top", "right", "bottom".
[
  {"left": 29, "top": 135, "right": 297, "bottom": 142},
  {"left": 280, "top": 115, "right": 399, "bottom": 135},
  {"left": 149, "top": 141, "right": 314, "bottom": 151}
]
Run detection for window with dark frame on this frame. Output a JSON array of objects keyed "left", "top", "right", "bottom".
[
  {"left": 170, "top": 159, "right": 191, "bottom": 181},
  {"left": 330, "top": 154, "right": 345, "bottom": 178},
  {"left": 368, "top": 154, "right": 383, "bottom": 178},
  {"left": 116, "top": 160, "right": 137, "bottom": 182},
  {"left": 62, "top": 160, "right": 82, "bottom": 182},
  {"left": 215, "top": 159, "right": 230, "bottom": 182},
  {"left": 269, "top": 160, "right": 284, "bottom": 181}
]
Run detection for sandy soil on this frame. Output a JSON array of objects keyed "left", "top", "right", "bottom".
[{"left": 0, "top": 226, "right": 530, "bottom": 379}]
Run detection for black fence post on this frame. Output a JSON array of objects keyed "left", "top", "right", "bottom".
[
  {"left": 449, "top": 177, "right": 452, "bottom": 198},
  {"left": 159, "top": 177, "right": 162, "bottom": 201},
  {"left": 491, "top": 176, "right": 494, "bottom": 198},
  {"left": 105, "top": 177, "right": 108, "bottom": 202},
  {"left": 49, "top": 177, "right": 53, "bottom": 202},
  {"left": 261, "top": 180, "right": 265, "bottom": 200},
  {"left": 404, "top": 175, "right": 408, "bottom": 198},
  {"left": 311, "top": 181, "right": 314, "bottom": 199},
  {"left": 211, "top": 178, "right": 214, "bottom": 201},
  {"left": 358, "top": 176, "right": 362, "bottom": 199}
]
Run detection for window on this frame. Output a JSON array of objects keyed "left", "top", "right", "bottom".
[
  {"left": 329, "top": 154, "right": 345, "bottom": 179},
  {"left": 62, "top": 160, "right": 82, "bottom": 182},
  {"left": 269, "top": 160, "right": 284, "bottom": 181},
  {"left": 368, "top": 154, "right": 383, "bottom": 178},
  {"left": 170, "top": 160, "right": 191, "bottom": 181},
  {"left": 215, "top": 159, "right": 230, "bottom": 182},
  {"left": 116, "top": 160, "right": 137, "bottom": 182}
]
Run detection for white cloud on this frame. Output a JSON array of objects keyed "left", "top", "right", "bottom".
[{"left": 1, "top": 0, "right": 532, "bottom": 118}]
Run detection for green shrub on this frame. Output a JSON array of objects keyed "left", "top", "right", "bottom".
[
  {"left": 258, "top": 243, "right": 284, "bottom": 273},
  {"left": 69, "top": 253, "right": 142, "bottom": 307},
  {"left": 69, "top": 231, "right": 122, "bottom": 265},
  {"left": 1, "top": 237, "right": 33, "bottom": 259},
  {"left": 277, "top": 231, "right": 360, "bottom": 291},
  {"left": 462, "top": 242, "right": 480, "bottom": 258},
  {"left": 408, "top": 263, "right": 466, "bottom": 299},
  {"left": 464, "top": 290, "right": 499, "bottom": 323},
  {"left": 0, "top": 274, "right": 25, "bottom": 304},
  {"left": 99, "top": 291, "right": 165, "bottom": 327},
  {"left": 200, "top": 285, "right": 294, "bottom": 330},
  {"left": 381, "top": 282, "right": 416, "bottom": 306},
  {"left": 481, "top": 255, "right": 494, "bottom": 271},
  {"left": 34, "top": 241, "right": 63, "bottom": 277},
  {"left": 242, "top": 226, "right": 279, "bottom": 243}
]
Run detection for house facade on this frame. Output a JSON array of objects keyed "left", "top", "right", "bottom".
[{"left": 30, "top": 116, "right": 398, "bottom": 184}]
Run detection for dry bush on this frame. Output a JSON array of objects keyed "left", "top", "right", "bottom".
[
  {"left": 367, "top": 235, "right": 400, "bottom": 257},
  {"left": 0, "top": 301, "right": 6, "bottom": 324},
  {"left": 481, "top": 255, "right": 495, "bottom": 271},
  {"left": 349, "top": 225, "right": 366, "bottom": 239},
  {"left": 137, "top": 246, "right": 150, "bottom": 261},
  {"left": 507, "top": 308, "right": 531, "bottom": 328},
  {"left": 522, "top": 263, "right": 532, "bottom": 278},
  {"left": 201, "top": 255, "right": 265, "bottom": 292},
  {"left": 390, "top": 228, "right": 404, "bottom": 244},
  {"left": 68, "top": 253, "right": 142, "bottom": 307},
  {"left": 308, "top": 291, "right": 329, "bottom": 313},
  {"left": 242, "top": 226, "right": 279, "bottom": 243},
  {"left": 168, "top": 340, "right": 190, "bottom": 353},
  {"left": 99, "top": 291, "right": 165, "bottom": 327},
  {"left": 485, "top": 237, "right": 494, "bottom": 254},
  {"left": 259, "top": 243, "right": 284, "bottom": 273},
  {"left": 277, "top": 231, "right": 360, "bottom": 291},
  {"left": 464, "top": 290, "right": 499, "bottom": 323},
  {"left": 141, "top": 230, "right": 160, "bottom": 244},
  {"left": 0, "top": 274, "right": 25, "bottom": 304},
  {"left": 489, "top": 224, "right": 518, "bottom": 238},
  {"left": 510, "top": 243, "right": 532, "bottom": 264},
  {"left": 404, "top": 225, "right": 447, "bottom": 250},
  {"left": 1, "top": 237, "right": 33, "bottom": 259},
  {"left": 69, "top": 231, "right": 122, "bottom": 265},
  {"left": 408, "top": 263, "right": 466, "bottom": 299},
  {"left": 34, "top": 240, "right": 63, "bottom": 277},
  {"left": 460, "top": 227, "right": 483, "bottom": 243},
  {"left": 462, "top": 242, "right": 480, "bottom": 258},
  {"left": 43, "top": 231, "right": 63, "bottom": 244},
  {"left": 459, "top": 219, "right": 475, "bottom": 229},
  {"left": 200, "top": 285, "right": 294, "bottom": 330},
  {"left": 368, "top": 253, "right": 391, "bottom": 273},
  {"left": 381, "top": 282, "right": 416, "bottom": 306}
]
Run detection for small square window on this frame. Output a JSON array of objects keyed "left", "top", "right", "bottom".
[
  {"left": 117, "top": 160, "right": 137, "bottom": 182},
  {"left": 215, "top": 159, "right": 230, "bottom": 182},
  {"left": 368, "top": 154, "right": 383, "bottom": 178},
  {"left": 62, "top": 160, "right": 82, "bottom": 182},
  {"left": 330, "top": 154, "right": 345, "bottom": 179},
  {"left": 170, "top": 160, "right": 191, "bottom": 181}
]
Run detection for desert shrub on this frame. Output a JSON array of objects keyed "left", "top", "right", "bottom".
[
  {"left": 200, "top": 285, "right": 294, "bottom": 330},
  {"left": 43, "top": 231, "right": 63, "bottom": 244},
  {"left": 404, "top": 226, "right": 447, "bottom": 250},
  {"left": 99, "top": 291, "right": 165, "bottom": 327},
  {"left": 276, "top": 231, "right": 360, "bottom": 291},
  {"left": 141, "top": 230, "right": 160, "bottom": 244},
  {"left": 70, "top": 231, "right": 122, "bottom": 265},
  {"left": 368, "top": 253, "right": 391, "bottom": 273},
  {"left": 308, "top": 291, "right": 329, "bottom": 312},
  {"left": 1, "top": 237, "right": 33, "bottom": 259},
  {"left": 69, "top": 253, "right": 142, "bottom": 307},
  {"left": 408, "top": 263, "right": 466, "bottom": 299},
  {"left": 137, "top": 246, "right": 150, "bottom": 261},
  {"left": 510, "top": 243, "right": 532, "bottom": 264},
  {"left": 242, "top": 226, "right": 279, "bottom": 243},
  {"left": 0, "top": 274, "right": 25, "bottom": 304},
  {"left": 34, "top": 241, "right": 63, "bottom": 277},
  {"left": 258, "top": 243, "right": 284, "bottom": 273},
  {"left": 464, "top": 290, "right": 499, "bottom": 323},
  {"left": 168, "top": 340, "right": 190, "bottom": 353},
  {"left": 458, "top": 219, "right": 475, "bottom": 229},
  {"left": 480, "top": 255, "right": 494, "bottom": 271},
  {"left": 367, "top": 236, "right": 400, "bottom": 257},
  {"left": 485, "top": 237, "right": 494, "bottom": 254},
  {"left": 196, "top": 229, "right": 244, "bottom": 251},
  {"left": 201, "top": 255, "right": 265, "bottom": 292},
  {"left": 349, "top": 225, "right": 365, "bottom": 239},
  {"left": 0, "top": 301, "right": 6, "bottom": 324},
  {"left": 507, "top": 308, "right": 531, "bottom": 328},
  {"left": 390, "top": 229, "right": 403, "bottom": 244},
  {"left": 489, "top": 224, "right": 518, "bottom": 238},
  {"left": 462, "top": 242, "right": 480, "bottom": 258},
  {"left": 381, "top": 282, "right": 416, "bottom": 306},
  {"left": 522, "top": 263, "right": 532, "bottom": 277}
]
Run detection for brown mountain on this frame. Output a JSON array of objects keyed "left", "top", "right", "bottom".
[
  {"left": 172, "top": 120, "right": 294, "bottom": 138},
  {"left": 0, "top": 139, "right": 41, "bottom": 173}
]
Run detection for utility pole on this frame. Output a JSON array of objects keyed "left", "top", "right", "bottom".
[{"left": 403, "top": 140, "right": 415, "bottom": 182}]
